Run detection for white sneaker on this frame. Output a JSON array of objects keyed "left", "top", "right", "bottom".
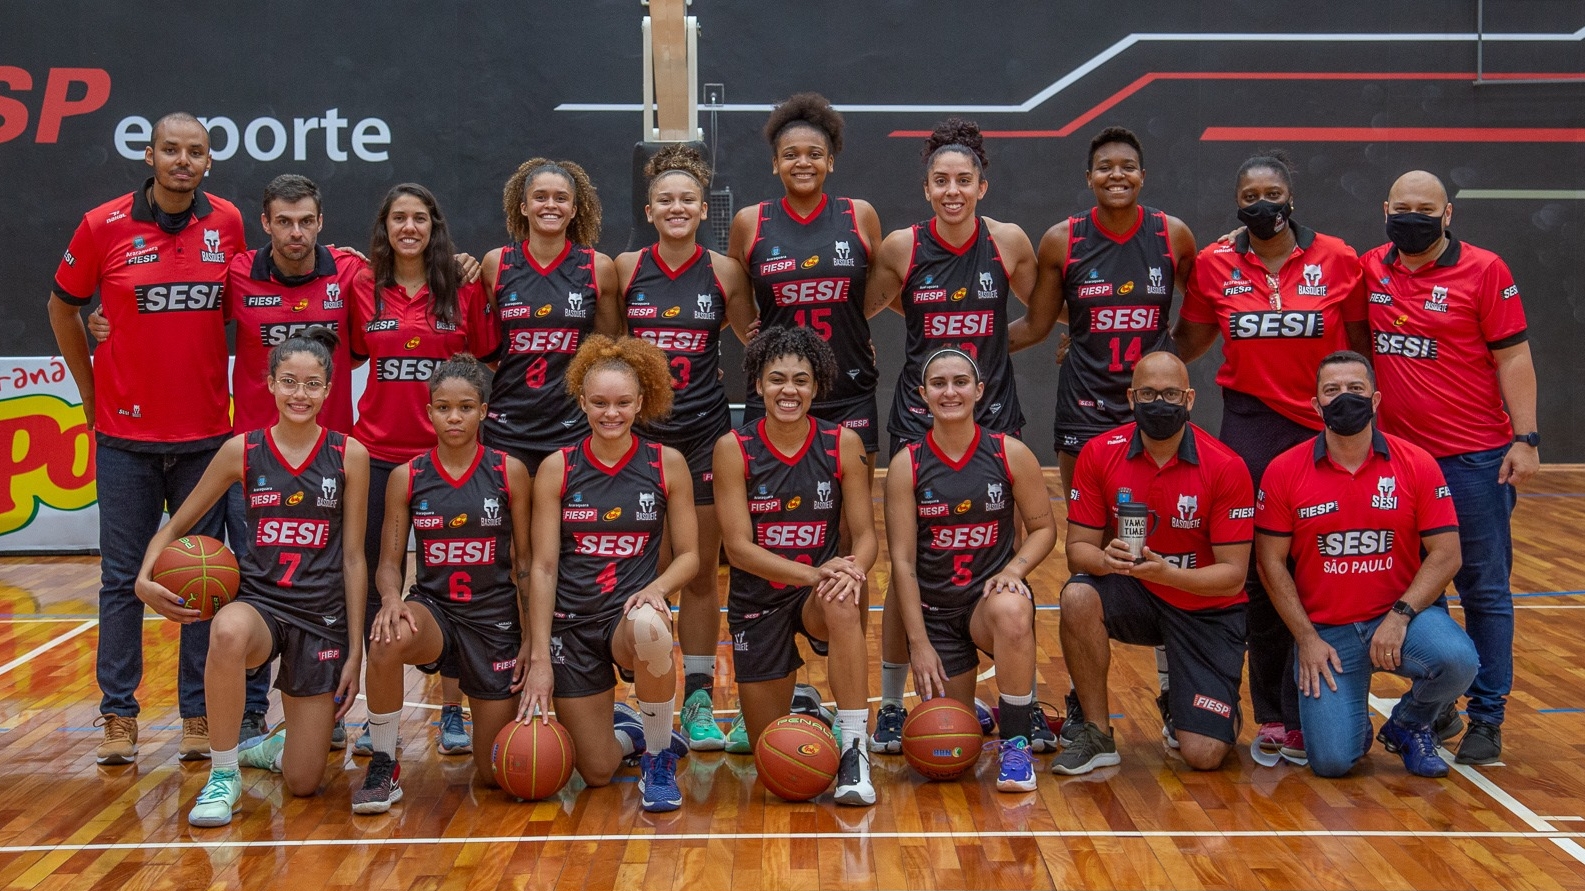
[{"left": 833, "top": 737, "right": 876, "bottom": 806}]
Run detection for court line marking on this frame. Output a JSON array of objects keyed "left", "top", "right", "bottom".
[{"left": 0, "top": 620, "right": 95, "bottom": 678}]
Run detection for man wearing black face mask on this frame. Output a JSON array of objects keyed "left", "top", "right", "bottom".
[
  {"left": 1255, "top": 351, "right": 1473, "bottom": 778},
  {"left": 1053, "top": 351, "right": 1254, "bottom": 775},
  {"left": 1361, "top": 170, "right": 1538, "bottom": 766}
]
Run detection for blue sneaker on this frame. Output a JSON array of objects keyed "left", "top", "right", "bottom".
[
  {"left": 614, "top": 703, "right": 645, "bottom": 764},
  {"left": 1029, "top": 703, "right": 1059, "bottom": 754},
  {"left": 238, "top": 726, "right": 285, "bottom": 772},
  {"left": 437, "top": 704, "right": 472, "bottom": 755},
  {"left": 1377, "top": 718, "right": 1450, "bottom": 778},
  {"left": 668, "top": 729, "right": 690, "bottom": 759},
  {"left": 870, "top": 703, "right": 905, "bottom": 753},
  {"left": 639, "top": 750, "right": 682, "bottom": 812},
  {"left": 995, "top": 737, "right": 1036, "bottom": 793},
  {"left": 974, "top": 698, "right": 996, "bottom": 735}
]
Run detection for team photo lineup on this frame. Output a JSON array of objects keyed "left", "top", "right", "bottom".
[{"left": 43, "top": 80, "right": 1542, "bottom": 839}]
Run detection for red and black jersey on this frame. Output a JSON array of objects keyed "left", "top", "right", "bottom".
[
  {"left": 726, "top": 418, "right": 844, "bottom": 613},
  {"left": 227, "top": 245, "right": 364, "bottom": 434},
  {"left": 349, "top": 274, "right": 495, "bottom": 465},
  {"left": 1068, "top": 422, "right": 1255, "bottom": 611},
  {"left": 1257, "top": 429, "right": 1458, "bottom": 625},
  {"left": 407, "top": 446, "right": 519, "bottom": 631},
  {"left": 553, "top": 436, "right": 668, "bottom": 625},
  {"left": 486, "top": 240, "right": 601, "bottom": 456},
  {"left": 53, "top": 181, "right": 245, "bottom": 444},
  {"left": 1054, "top": 206, "right": 1178, "bottom": 442},
  {"left": 907, "top": 426, "right": 1017, "bottom": 617},
  {"left": 1181, "top": 224, "right": 1367, "bottom": 429},
  {"left": 745, "top": 196, "right": 878, "bottom": 413},
  {"left": 889, "top": 217, "right": 1025, "bottom": 443},
  {"left": 1361, "top": 235, "right": 1528, "bottom": 457},
  {"left": 239, "top": 427, "right": 348, "bottom": 634},
  {"left": 625, "top": 244, "right": 732, "bottom": 438}
]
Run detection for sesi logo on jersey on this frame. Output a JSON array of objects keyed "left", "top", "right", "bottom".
[
  {"left": 1091, "top": 306, "right": 1161, "bottom": 333},
  {"left": 134, "top": 282, "right": 223, "bottom": 313},
  {"left": 573, "top": 532, "right": 650, "bottom": 557},
  {"left": 1373, "top": 331, "right": 1439, "bottom": 360},
  {"left": 924, "top": 311, "right": 994, "bottom": 338},
  {"left": 375, "top": 357, "right": 442, "bottom": 381},
  {"left": 261, "top": 320, "right": 340, "bottom": 346},
  {"left": 756, "top": 523, "right": 828, "bottom": 548},
  {"left": 771, "top": 278, "right": 849, "bottom": 306},
  {"left": 508, "top": 328, "right": 580, "bottom": 353},
  {"left": 1315, "top": 529, "right": 1396, "bottom": 556},
  {"left": 634, "top": 328, "right": 709, "bottom": 353},
  {"left": 422, "top": 537, "right": 497, "bottom": 565},
  {"left": 256, "top": 518, "right": 331, "bottom": 547},
  {"left": 930, "top": 522, "right": 999, "bottom": 549},
  {"left": 1228, "top": 311, "right": 1324, "bottom": 339}
]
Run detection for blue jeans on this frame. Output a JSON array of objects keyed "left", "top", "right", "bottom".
[
  {"left": 1297, "top": 606, "right": 1479, "bottom": 778},
  {"left": 1436, "top": 446, "right": 1516, "bottom": 725},
  {"left": 223, "top": 481, "right": 274, "bottom": 715},
  {"left": 96, "top": 442, "right": 226, "bottom": 718}
]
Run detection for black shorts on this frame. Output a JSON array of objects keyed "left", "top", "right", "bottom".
[
  {"left": 646, "top": 415, "right": 730, "bottom": 506},
  {"left": 728, "top": 588, "right": 830, "bottom": 684},
  {"left": 246, "top": 600, "right": 346, "bottom": 698},
  {"left": 408, "top": 593, "right": 522, "bottom": 701},
  {"left": 549, "top": 612, "right": 635, "bottom": 698},
  {"left": 1068, "top": 572, "right": 1246, "bottom": 744},
  {"left": 747, "top": 393, "right": 880, "bottom": 454},
  {"left": 500, "top": 446, "right": 557, "bottom": 477},
  {"left": 1052, "top": 425, "right": 1115, "bottom": 457},
  {"left": 921, "top": 605, "right": 986, "bottom": 679}
]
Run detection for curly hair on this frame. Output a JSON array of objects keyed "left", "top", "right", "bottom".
[
  {"left": 1087, "top": 126, "right": 1143, "bottom": 171},
  {"left": 565, "top": 335, "right": 674, "bottom": 425},
  {"left": 644, "top": 143, "right": 713, "bottom": 197},
  {"left": 502, "top": 158, "right": 602, "bottom": 247},
  {"left": 743, "top": 325, "right": 837, "bottom": 397},
  {"left": 922, "top": 117, "right": 988, "bottom": 176},
  {"left": 268, "top": 325, "right": 338, "bottom": 380},
  {"left": 763, "top": 92, "right": 844, "bottom": 155},
  {"left": 1237, "top": 149, "right": 1295, "bottom": 191},
  {"left": 428, "top": 352, "right": 492, "bottom": 401},
  {"left": 368, "top": 183, "right": 462, "bottom": 329}
]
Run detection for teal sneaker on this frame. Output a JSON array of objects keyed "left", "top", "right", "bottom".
[
  {"left": 238, "top": 726, "right": 285, "bottom": 773},
  {"left": 724, "top": 713, "right": 751, "bottom": 754},
  {"left": 682, "top": 690, "right": 727, "bottom": 751},
  {"left": 188, "top": 768, "right": 242, "bottom": 827}
]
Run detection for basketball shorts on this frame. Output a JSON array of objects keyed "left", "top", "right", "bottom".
[
  {"left": 727, "top": 588, "right": 832, "bottom": 684},
  {"left": 244, "top": 599, "right": 347, "bottom": 698},
  {"left": 648, "top": 414, "right": 731, "bottom": 505},
  {"left": 921, "top": 603, "right": 986, "bottom": 679},
  {"left": 407, "top": 593, "right": 522, "bottom": 701},
  {"left": 548, "top": 612, "right": 635, "bottom": 698}
]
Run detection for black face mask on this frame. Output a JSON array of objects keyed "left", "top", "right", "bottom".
[
  {"left": 1236, "top": 199, "right": 1292, "bottom": 241},
  {"left": 1321, "top": 392, "right": 1375, "bottom": 437},
  {"left": 1385, "top": 212, "right": 1444, "bottom": 255},
  {"left": 1134, "top": 398, "right": 1188, "bottom": 440}
]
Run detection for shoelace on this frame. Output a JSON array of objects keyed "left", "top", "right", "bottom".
[
  {"left": 365, "top": 756, "right": 397, "bottom": 788},
  {"left": 1000, "top": 740, "right": 1033, "bottom": 771},
  {"left": 197, "top": 772, "right": 237, "bottom": 801},
  {"left": 97, "top": 716, "right": 135, "bottom": 741}
]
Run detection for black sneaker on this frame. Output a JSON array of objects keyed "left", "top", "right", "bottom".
[
  {"left": 351, "top": 752, "right": 403, "bottom": 814},
  {"left": 1050, "top": 722, "right": 1119, "bottom": 776},
  {"left": 1455, "top": 720, "right": 1502, "bottom": 765},
  {"left": 1433, "top": 701, "right": 1465, "bottom": 743},
  {"left": 1029, "top": 703, "right": 1059, "bottom": 754},
  {"left": 238, "top": 711, "right": 269, "bottom": 747},
  {"left": 1058, "top": 689, "right": 1085, "bottom": 747}
]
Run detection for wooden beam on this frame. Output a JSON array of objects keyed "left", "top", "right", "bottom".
[{"left": 650, "top": 0, "right": 690, "bottom": 140}]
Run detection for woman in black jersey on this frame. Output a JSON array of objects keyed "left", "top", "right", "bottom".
[
  {"left": 350, "top": 355, "right": 533, "bottom": 814},
  {"left": 713, "top": 326, "right": 879, "bottom": 806},
  {"left": 884, "top": 349, "right": 1057, "bottom": 793},
  {"left": 522, "top": 336, "right": 699, "bottom": 814},
  {"left": 616, "top": 145, "right": 755, "bottom": 752},
  {"left": 135, "top": 328, "right": 370, "bottom": 828}
]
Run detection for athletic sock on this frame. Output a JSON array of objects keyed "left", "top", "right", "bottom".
[
  {"left": 211, "top": 746, "right": 239, "bottom": 772},
  {"left": 998, "top": 691, "right": 1034, "bottom": 742},
  {"left": 637, "top": 699, "right": 676, "bottom": 754},
  {"left": 880, "top": 661, "right": 908, "bottom": 709},
  {"left": 683, "top": 656, "right": 716, "bottom": 698},
  {"left": 836, "top": 708, "right": 870, "bottom": 749},
  {"left": 368, "top": 709, "right": 401, "bottom": 758}
]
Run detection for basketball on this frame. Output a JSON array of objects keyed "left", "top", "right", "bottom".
[
  {"left": 492, "top": 718, "right": 576, "bottom": 801},
  {"left": 151, "top": 535, "right": 240, "bottom": 620},
  {"left": 902, "top": 698, "right": 984, "bottom": 781},
  {"left": 754, "top": 714, "right": 840, "bottom": 801}
]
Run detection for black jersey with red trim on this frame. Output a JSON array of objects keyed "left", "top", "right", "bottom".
[
  {"left": 486, "top": 240, "right": 601, "bottom": 456},
  {"left": 625, "top": 244, "right": 731, "bottom": 438},
  {"left": 745, "top": 196, "right": 877, "bottom": 411},
  {"left": 727, "top": 418, "right": 844, "bottom": 614},
  {"left": 407, "top": 445, "right": 519, "bottom": 630},
  {"left": 908, "top": 427, "right": 1017, "bottom": 618},
  {"left": 239, "top": 428, "right": 348, "bottom": 634},
  {"left": 889, "top": 218, "right": 1025, "bottom": 443},
  {"left": 1054, "top": 207, "right": 1177, "bottom": 444},
  {"left": 554, "top": 436, "right": 668, "bottom": 625}
]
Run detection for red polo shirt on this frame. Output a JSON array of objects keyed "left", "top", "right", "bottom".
[
  {"left": 1257, "top": 428, "right": 1458, "bottom": 625},
  {"left": 1069, "top": 422, "right": 1255, "bottom": 611}
]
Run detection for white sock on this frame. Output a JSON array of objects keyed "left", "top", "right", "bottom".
[
  {"left": 880, "top": 662, "right": 908, "bottom": 708},
  {"left": 837, "top": 708, "right": 869, "bottom": 749},
  {"left": 638, "top": 698, "right": 675, "bottom": 755},
  {"left": 211, "top": 746, "right": 239, "bottom": 772},
  {"left": 683, "top": 655, "right": 716, "bottom": 678},
  {"left": 1000, "top": 690, "right": 1034, "bottom": 707},
  {"left": 368, "top": 709, "right": 401, "bottom": 758}
]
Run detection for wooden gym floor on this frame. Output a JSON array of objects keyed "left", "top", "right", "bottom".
[{"left": 1, "top": 468, "right": 1584, "bottom": 890}]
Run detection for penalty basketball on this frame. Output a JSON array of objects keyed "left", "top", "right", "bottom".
[
  {"left": 152, "top": 535, "right": 240, "bottom": 620},
  {"left": 492, "top": 718, "right": 576, "bottom": 801},
  {"left": 754, "top": 714, "right": 840, "bottom": 802},
  {"left": 902, "top": 698, "right": 983, "bottom": 781}
]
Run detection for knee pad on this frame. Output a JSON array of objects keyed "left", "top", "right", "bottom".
[{"left": 627, "top": 604, "right": 674, "bottom": 677}]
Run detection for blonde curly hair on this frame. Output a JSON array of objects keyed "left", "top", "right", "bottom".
[{"left": 565, "top": 335, "right": 674, "bottom": 425}]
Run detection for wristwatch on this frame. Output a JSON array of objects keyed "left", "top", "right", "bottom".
[
  {"left": 1390, "top": 599, "right": 1418, "bottom": 620},
  {"left": 1514, "top": 432, "right": 1540, "bottom": 447}
]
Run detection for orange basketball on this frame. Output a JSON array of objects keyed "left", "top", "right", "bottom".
[
  {"left": 492, "top": 718, "right": 575, "bottom": 800},
  {"left": 902, "top": 697, "right": 984, "bottom": 780},
  {"left": 152, "top": 535, "right": 240, "bottom": 620},
  {"left": 754, "top": 714, "right": 840, "bottom": 801}
]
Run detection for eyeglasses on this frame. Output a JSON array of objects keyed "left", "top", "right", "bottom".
[
  {"left": 272, "top": 377, "right": 328, "bottom": 396},
  {"left": 1133, "top": 387, "right": 1188, "bottom": 405}
]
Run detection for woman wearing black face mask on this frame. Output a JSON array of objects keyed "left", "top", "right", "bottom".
[{"left": 1172, "top": 151, "right": 1372, "bottom": 764}]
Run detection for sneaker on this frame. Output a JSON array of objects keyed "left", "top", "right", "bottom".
[
  {"left": 1433, "top": 702, "right": 1465, "bottom": 743},
  {"left": 437, "top": 704, "right": 472, "bottom": 755},
  {"left": 833, "top": 737, "right": 876, "bottom": 806},
  {"left": 188, "top": 769, "right": 242, "bottom": 827},
  {"left": 351, "top": 752, "right": 403, "bottom": 814},
  {"left": 330, "top": 720, "right": 347, "bottom": 751},
  {"left": 639, "top": 750, "right": 682, "bottom": 813},
  {"left": 682, "top": 689, "right": 727, "bottom": 751},
  {"left": 1050, "top": 722, "right": 1120, "bottom": 776},
  {"left": 614, "top": 703, "right": 645, "bottom": 765},
  {"left": 352, "top": 724, "right": 374, "bottom": 756},
  {"left": 1377, "top": 719, "right": 1450, "bottom": 777},
  {"left": 94, "top": 715, "right": 139, "bottom": 765},
  {"left": 179, "top": 717, "right": 211, "bottom": 761},
  {"left": 1029, "top": 704, "right": 1059, "bottom": 754},
  {"left": 1156, "top": 691, "right": 1179, "bottom": 750},
  {"left": 1279, "top": 729, "right": 1307, "bottom": 765},
  {"left": 668, "top": 729, "right": 690, "bottom": 759},
  {"left": 724, "top": 714, "right": 751, "bottom": 754},
  {"left": 995, "top": 737, "right": 1037, "bottom": 793},
  {"left": 791, "top": 683, "right": 834, "bottom": 728},
  {"left": 870, "top": 703, "right": 906, "bottom": 754},
  {"left": 1058, "top": 690, "right": 1085, "bottom": 747},
  {"left": 239, "top": 711, "right": 269, "bottom": 747},
  {"left": 1254, "top": 722, "right": 1286, "bottom": 753},
  {"left": 238, "top": 726, "right": 285, "bottom": 772},
  {"left": 974, "top": 698, "right": 996, "bottom": 735},
  {"left": 1455, "top": 720, "right": 1502, "bottom": 765}
]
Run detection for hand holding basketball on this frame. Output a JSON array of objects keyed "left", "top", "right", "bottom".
[{"left": 141, "top": 534, "right": 239, "bottom": 623}]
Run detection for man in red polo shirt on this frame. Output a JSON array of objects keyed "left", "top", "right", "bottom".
[
  {"left": 47, "top": 113, "right": 246, "bottom": 765},
  {"left": 1361, "top": 170, "right": 1537, "bottom": 765},
  {"left": 1256, "top": 350, "right": 1474, "bottom": 778},
  {"left": 1053, "top": 351, "right": 1254, "bottom": 775}
]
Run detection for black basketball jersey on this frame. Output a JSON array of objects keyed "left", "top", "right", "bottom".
[
  {"left": 745, "top": 196, "right": 877, "bottom": 411},
  {"left": 1054, "top": 207, "right": 1177, "bottom": 442},
  {"left": 240, "top": 428, "right": 348, "bottom": 634},
  {"left": 625, "top": 244, "right": 732, "bottom": 438},
  {"left": 726, "top": 418, "right": 844, "bottom": 613},
  {"left": 554, "top": 436, "right": 668, "bottom": 625},
  {"left": 407, "top": 446, "right": 519, "bottom": 630},
  {"left": 908, "top": 427, "right": 1017, "bottom": 617},
  {"left": 486, "top": 240, "right": 600, "bottom": 455},
  {"left": 889, "top": 217, "right": 1025, "bottom": 443}
]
